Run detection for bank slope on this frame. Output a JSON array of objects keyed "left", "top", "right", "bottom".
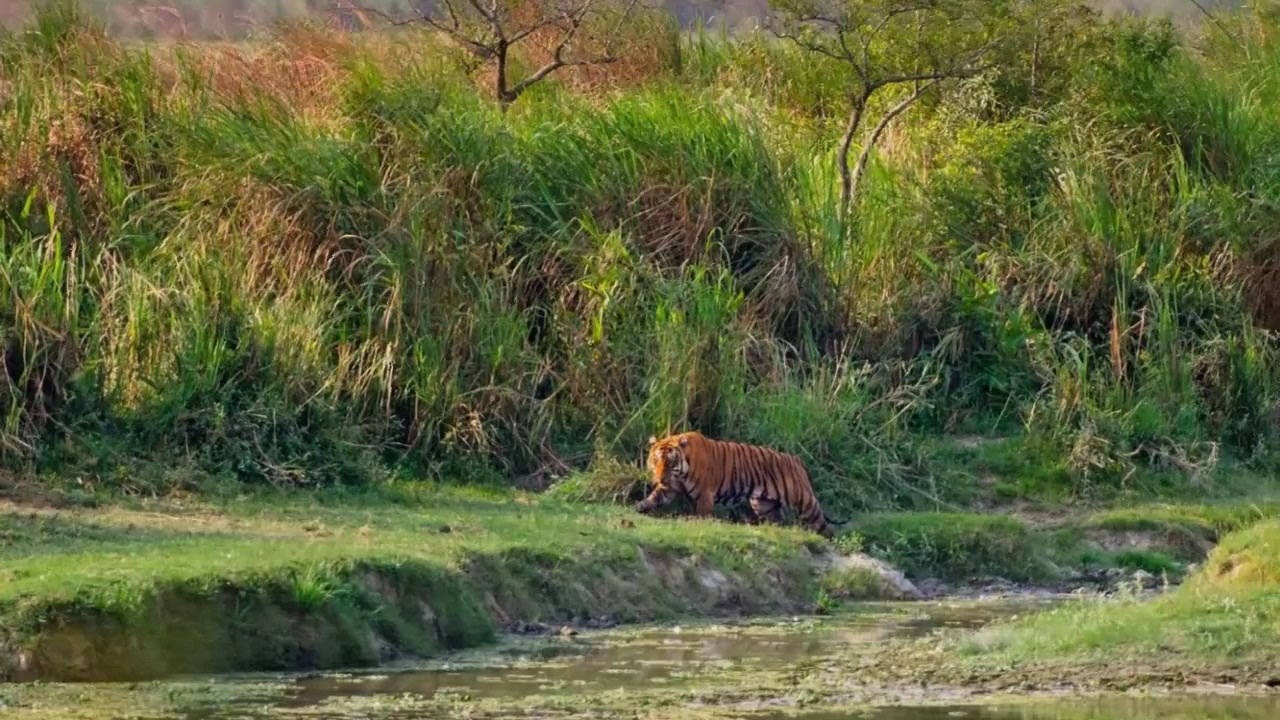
[{"left": 0, "top": 486, "right": 827, "bottom": 682}]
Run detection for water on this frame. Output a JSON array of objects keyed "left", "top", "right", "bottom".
[
  {"left": 778, "top": 697, "right": 1280, "bottom": 719},
  {"left": 163, "top": 597, "right": 1275, "bottom": 719},
  {"left": 274, "top": 599, "right": 1058, "bottom": 710}
]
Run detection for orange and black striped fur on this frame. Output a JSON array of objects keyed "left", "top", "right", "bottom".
[{"left": 635, "top": 431, "right": 843, "bottom": 538}]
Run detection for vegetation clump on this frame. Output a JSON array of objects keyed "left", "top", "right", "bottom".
[
  {"left": 1200, "top": 518, "right": 1280, "bottom": 588},
  {"left": 953, "top": 520, "right": 1280, "bottom": 669}
]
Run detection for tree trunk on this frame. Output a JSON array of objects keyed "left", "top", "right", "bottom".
[
  {"left": 495, "top": 41, "right": 512, "bottom": 109},
  {"left": 837, "top": 91, "right": 870, "bottom": 218},
  {"left": 848, "top": 80, "right": 937, "bottom": 211}
]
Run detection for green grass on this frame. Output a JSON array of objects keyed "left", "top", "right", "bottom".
[
  {"left": 0, "top": 483, "right": 834, "bottom": 680},
  {"left": 1108, "top": 549, "right": 1181, "bottom": 575},
  {"left": 0, "top": 484, "right": 819, "bottom": 606},
  {"left": 1202, "top": 518, "right": 1280, "bottom": 587},
  {"left": 956, "top": 520, "right": 1280, "bottom": 666},
  {"left": 6, "top": 491, "right": 1261, "bottom": 613},
  {"left": 1085, "top": 500, "right": 1280, "bottom": 537},
  {"left": 848, "top": 510, "right": 1156, "bottom": 583},
  {"left": 850, "top": 499, "right": 1280, "bottom": 583},
  {"left": 854, "top": 512, "right": 1049, "bottom": 581}
]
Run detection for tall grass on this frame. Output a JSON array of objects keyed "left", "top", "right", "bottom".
[{"left": 1, "top": 2, "right": 1277, "bottom": 512}]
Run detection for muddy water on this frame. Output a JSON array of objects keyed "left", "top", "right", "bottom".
[
  {"left": 173, "top": 597, "right": 1277, "bottom": 720},
  {"left": 281, "top": 600, "right": 1046, "bottom": 706},
  {"left": 282, "top": 602, "right": 1029, "bottom": 704}
]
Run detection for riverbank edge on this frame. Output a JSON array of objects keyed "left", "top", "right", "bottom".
[
  {"left": 838, "top": 521, "right": 1280, "bottom": 698},
  {"left": 3, "top": 493, "right": 1270, "bottom": 686},
  {"left": 0, "top": 539, "right": 840, "bottom": 683}
]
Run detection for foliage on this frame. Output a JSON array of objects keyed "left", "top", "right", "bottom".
[
  {"left": 0, "top": 1, "right": 1278, "bottom": 515},
  {"left": 855, "top": 512, "right": 1049, "bottom": 581},
  {"left": 766, "top": 0, "right": 1035, "bottom": 210}
]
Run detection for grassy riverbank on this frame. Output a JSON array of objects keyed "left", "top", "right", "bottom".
[
  {"left": 6, "top": 579, "right": 1279, "bottom": 719},
  {"left": 4, "top": 471, "right": 1277, "bottom": 682},
  {"left": 0, "top": 483, "right": 827, "bottom": 681},
  {"left": 851, "top": 493, "right": 1280, "bottom": 584},
  {"left": 831, "top": 519, "right": 1280, "bottom": 695},
  {"left": 956, "top": 520, "right": 1280, "bottom": 669}
]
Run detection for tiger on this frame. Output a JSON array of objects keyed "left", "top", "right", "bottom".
[{"left": 634, "top": 431, "right": 843, "bottom": 539}]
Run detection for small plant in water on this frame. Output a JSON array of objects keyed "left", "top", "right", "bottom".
[{"left": 814, "top": 587, "right": 836, "bottom": 615}]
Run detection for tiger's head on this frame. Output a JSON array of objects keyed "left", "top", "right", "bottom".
[{"left": 635, "top": 433, "right": 694, "bottom": 514}]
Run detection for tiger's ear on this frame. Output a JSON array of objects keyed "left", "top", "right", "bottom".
[
  {"left": 678, "top": 436, "right": 688, "bottom": 448},
  {"left": 648, "top": 435, "right": 657, "bottom": 446}
]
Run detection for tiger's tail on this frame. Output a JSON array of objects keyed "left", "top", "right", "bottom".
[
  {"left": 778, "top": 458, "right": 844, "bottom": 539},
  {"left": 796, "top": 487, "right": 841, "bottom": 539}
]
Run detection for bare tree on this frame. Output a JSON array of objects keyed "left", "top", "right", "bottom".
[
  {"left": 768, "top": 0, "right": 1018, "bottom": 215},
  {"left": 345, "top": 0, "right": 644, "bottom": 109}
]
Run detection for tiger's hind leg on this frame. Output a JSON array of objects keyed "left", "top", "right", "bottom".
[{"left": 749, "top": 497, "right": 784, "bottom": 525}]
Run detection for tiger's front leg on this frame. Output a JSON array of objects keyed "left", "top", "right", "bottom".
[
  {"left": 693, "top": 492, "right": 715, "bottom": 517},
  {"left": 635, "top": 485, "right": 677, "bottom": 514}
]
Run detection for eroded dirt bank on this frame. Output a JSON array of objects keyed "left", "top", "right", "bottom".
[{"left": 1, "top": 544, "right": 838, "bottom": 682}]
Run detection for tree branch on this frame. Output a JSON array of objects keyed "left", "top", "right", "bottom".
[
  {"left": 770, "top": 26, "right": 857, "bottom": 64},
  {"left": 470, "top": 0, "right": 503, "bottom": 43},
  {"left": 505, "top": 22, "right": 589, "bottom": 99},
  {"left": 503, "top": 0, "right": 623, "bottom": 104},
  {"left": 837, "top": 88, "right": 872, "bottom": 216},
  {"left": 508, "top": 16, "right": 564, "bottom": 43},
  {"left": 347, "top": 2, "right": 498, "bottom": 58},
  {"left": 767, "top": 0, "right": 1013, "bottom": 222},
  {"left": 351, "top": 0, "right": 647, "bottom": 109},
  {"left": 848, "top": 79, "right": 938, "bottom": 207}
]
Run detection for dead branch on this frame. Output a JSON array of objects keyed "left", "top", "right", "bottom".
[{"left": 345, "top": 0, "right": 643, "bottom": 108}]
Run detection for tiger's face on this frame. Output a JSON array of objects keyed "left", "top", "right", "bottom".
[{"left": 635, "top": 435, "right": 690, "bottom": 513}]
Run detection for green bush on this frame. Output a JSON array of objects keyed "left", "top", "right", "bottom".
[{"left": 855, "top": 513, "right": 1049, "bottom": 581}]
